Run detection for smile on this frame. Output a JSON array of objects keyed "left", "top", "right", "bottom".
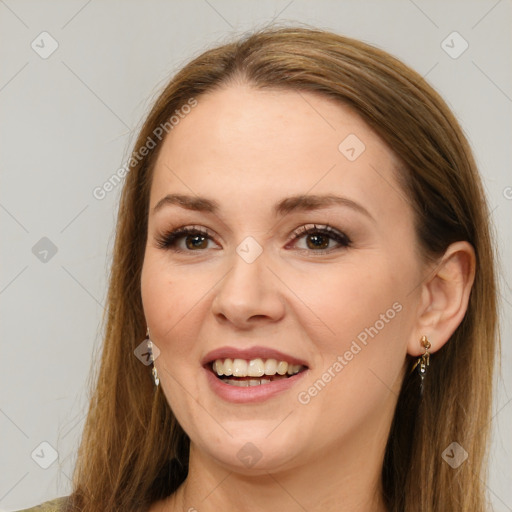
[{"left": 211, "top": 358, "right": 306, "bottom": 387}]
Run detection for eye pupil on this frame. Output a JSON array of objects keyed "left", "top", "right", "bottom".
[
  {"left": 306, "top": 234, "right": 329, "bottom": 250},
  {"left": 186, "top": 235, "right": 208, "bottom": 250}
]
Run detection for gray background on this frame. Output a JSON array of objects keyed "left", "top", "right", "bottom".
[{"left": 0, "top": 0, "right": 511, "bottom": 510}]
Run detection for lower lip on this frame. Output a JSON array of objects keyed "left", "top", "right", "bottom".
[{"left": 203, "top": 366, "right": 309, "bottom": 404}]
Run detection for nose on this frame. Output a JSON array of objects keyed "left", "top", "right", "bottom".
[{"left": 211, "top": 248, "right": 285, "bottom": 329}]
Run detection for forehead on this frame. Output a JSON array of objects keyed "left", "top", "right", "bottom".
[{"left": 150, "top": 85, "right": 409, "bottom": 222}]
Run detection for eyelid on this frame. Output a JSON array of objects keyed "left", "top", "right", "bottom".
[{"left": 287, "top": 223, "right": 345, "bottom": 240}]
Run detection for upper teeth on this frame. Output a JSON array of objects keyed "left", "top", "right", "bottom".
[{"left": 212, "top": 358, "right": 304, "bottom": 377}]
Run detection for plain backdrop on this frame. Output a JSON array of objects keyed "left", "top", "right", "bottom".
[{"left": 1, "top": 0, "right": 511, "bottom": 510}]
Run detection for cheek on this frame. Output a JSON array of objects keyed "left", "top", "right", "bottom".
[
  {"left": 141, "top": 255, "right": 170, "bottom": 330},
  {"left": 141, "top": 253, "right": 186, "bottom": 351},
  {"left": 140, "top": 252, "right": 205, "bottom": 422},
  {"left": 291, "top": 258, "right": 403, "bottom": 344},
  {"left": 294, "top": 257, "right": 410, "bottom": 399},
  {"left": 293, "top": 266, "right": 407, "bottom": 433},
  {"left": 140, "top": 251, "right": 216, "bottom": 359}
]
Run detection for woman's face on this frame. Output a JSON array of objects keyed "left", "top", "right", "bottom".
[{"left": 141, "top": 85, "right": 425, "bottom": 473}]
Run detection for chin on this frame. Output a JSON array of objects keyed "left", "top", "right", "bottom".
[{"left": 197, "top": 430, "right": 304, "bottom": 474}]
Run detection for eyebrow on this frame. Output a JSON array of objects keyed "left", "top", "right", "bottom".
[{"left": 152, "top": 193, "right": 374, "bottom": 220}]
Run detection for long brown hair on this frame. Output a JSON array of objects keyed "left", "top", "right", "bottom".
[{"left": 67, "top": 26, "right": 498, "bottom": 511}]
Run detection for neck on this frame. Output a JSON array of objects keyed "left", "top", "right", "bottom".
[{"left": 164, "top": 425, "right": 390, "bottom": 512}]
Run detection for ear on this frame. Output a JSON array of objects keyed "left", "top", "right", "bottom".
[{"left": 407, "top": 241, "right": 476, "bottom": 357}]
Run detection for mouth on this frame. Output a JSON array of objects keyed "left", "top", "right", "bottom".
[{"left": 207, "top": 357, "right": 308, "bottom": 387}]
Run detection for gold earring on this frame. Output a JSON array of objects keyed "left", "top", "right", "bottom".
[
  {"left": 418, "top": 335, "right": 431, "bottom": 377},
  {"left": 410, "top": 335, "right": 431, "bottom": 379}
]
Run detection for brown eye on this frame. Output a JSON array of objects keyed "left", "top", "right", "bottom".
[
  {"left": 155, "top": 226, "right": 217, "bottom": 251},
  {"left": 305, "top": 233, "right": 330, "bottom": 250},
  {"left": 290, "top": 224, "right": 351, "bottom": 253},
  {"left": 185, "top": 234, "right": 209, "bottom": 250}
]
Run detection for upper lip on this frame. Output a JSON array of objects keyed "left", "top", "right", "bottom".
[{"left": 201, "top": 346, "right": 309, "bottom": 368}]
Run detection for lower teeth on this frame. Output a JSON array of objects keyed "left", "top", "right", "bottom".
[{"left": 221, "top": 374, "right": 289, "bottom": 387}]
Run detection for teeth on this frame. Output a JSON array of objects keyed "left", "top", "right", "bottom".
[
  {"left": 222, "top": 378, "right": 249, "bottom": 387},
  {"left": 248, "top": 358, "right": 265, "bottom": 377},
  {"left": 212, "top": 358, "right": 304, "bottom": 378},
  {"left": 221, "top": 376, "right": 282, "bottom": 387},
  {"left": 264, "top": 359, "right": 277, "bottom": 375},
  {"left": 287, "top": 364, "right": 301, "bottom": 375},
  {"left": 232, "top": 358, "right": 247, "bottom": 377},
  {"left": 277, "top": 361, "right": 288, "bottom": 375},
  {"left": 223, "top": 358, "right": 233, "bottom": 376}
]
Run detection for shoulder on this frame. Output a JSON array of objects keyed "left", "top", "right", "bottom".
[{"left": 14, "top": 496, "right": 69, "bottom": 512}]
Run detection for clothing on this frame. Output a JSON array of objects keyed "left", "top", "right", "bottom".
[{"left": 14, "top": 496, "right": 68, "bottom": 512}]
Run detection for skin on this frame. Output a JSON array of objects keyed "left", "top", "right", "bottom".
[{"left": 141, "top": 84, "right": 475, "bottom": 512}]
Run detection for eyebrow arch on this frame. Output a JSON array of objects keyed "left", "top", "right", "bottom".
[
  {"left": 152, "top": 193, "right": 374, "bottom": 220},
  {"left": 275, "top": 194, "right": 373, "bottom": 220}
]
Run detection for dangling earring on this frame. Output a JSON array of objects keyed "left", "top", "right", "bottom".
[
  {"left": 145, "top": 327, "right": 160, "bottom": 387},
  {"left": 411, "top": 335, "right": 431, "bottom": 395}
]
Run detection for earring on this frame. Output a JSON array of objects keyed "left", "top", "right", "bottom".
[
  {"left": 145, "top": 327, "right": 160, "bottom": 387},
  {"left": 411, "top": 335, "right": 431, "bottom": 395}
]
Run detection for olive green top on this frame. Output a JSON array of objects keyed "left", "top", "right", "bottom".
[{"left": 15, "top": 496, "right": 68, "bottom": 512}]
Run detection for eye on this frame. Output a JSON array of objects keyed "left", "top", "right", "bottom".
[
  {"left": 287, "top": 224, "right": 351, "bottom": 253},
  {"left": 155, "top": 225, "right": 218, "bottom": 252},
  {"left": 155, "top": 223, "right": 351, "bottom": 254}
]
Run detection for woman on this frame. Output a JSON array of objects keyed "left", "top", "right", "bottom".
[{"left": 19, "top": 26, "right": 498, "bottom": 512}]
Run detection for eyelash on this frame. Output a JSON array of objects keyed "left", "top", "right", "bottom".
[{"left": 155, "top": 224, "right": 352, "bottom": 255}]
